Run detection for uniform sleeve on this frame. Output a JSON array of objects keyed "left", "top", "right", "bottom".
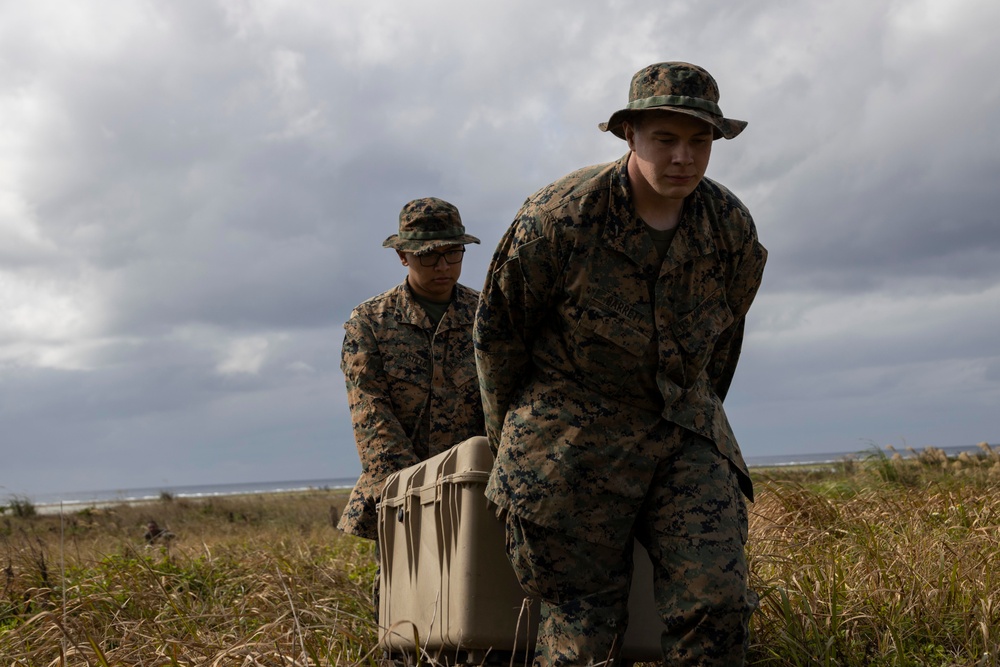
[
  {"left": 474, "top": 206, "right": 562, "bottom": 452},
  {"left": 341, "top": 315, "right": 422, "bottom": 500},
  {"left": 708, "top": 220, "right": 767, "bottom": 401}
]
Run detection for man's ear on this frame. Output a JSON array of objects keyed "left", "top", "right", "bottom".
[
  {"left": 397, "top": 250, "right": 408, "bottom": 266},
  {"left": 623, "top": 121, "right": 636, "bottom": 150}
]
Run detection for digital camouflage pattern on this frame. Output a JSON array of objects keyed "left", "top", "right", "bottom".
[
  {"left": 382, "top": 197, "right": 481, "bottom": 254},
  {"left": 474, "top": 151, "right": 765, "bottom": 664},
  {"left": 475, "top": 153, "right": 766, "bottom": 548},
  {"left": 505, "top": 431, "right": 754, "bottom": 667},
  {"left": 338, "top": 281, "right": 485, "bottom": 539},
  {"left": 599, "top": 61, "right": 747, "bottom": 141}
]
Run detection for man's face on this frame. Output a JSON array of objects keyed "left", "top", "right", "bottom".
[
  {"left": 624, "top": 112, "right": 714, "bottom": 203},
  {"left": 399, "top": 244, "right": 464, "bottom": 302}
]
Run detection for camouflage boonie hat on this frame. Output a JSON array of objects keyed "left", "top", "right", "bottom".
[
  {"left": 599, "top": 62, "right": 747, "bottom": 140},
  {"left": 382, "top": 197, "right": 481, "bottom": 254}
]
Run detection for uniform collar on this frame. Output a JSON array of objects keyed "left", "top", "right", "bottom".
[
  {"left": 603, "top": 153, "right": 718, "bottom": 271},
  {"left": 393, "top": 280, "right": 473, "bottom": 331}
]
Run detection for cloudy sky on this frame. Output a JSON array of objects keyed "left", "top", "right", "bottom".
[{"left": 2, "top": 0, "right": 998, "bottom": 499}]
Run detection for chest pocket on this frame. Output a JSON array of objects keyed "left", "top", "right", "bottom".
[
  {"left": 437, "top": 329, "right": 478, "bottom": 389},
  {"left": 670, "top": 289, "right": 733, "bottom": 387},
  {"left": 382, "top": 348, "right": 431, "bottom": 417},
  {"left": 448, "top": 353, "right": 478, "bottom": 388},
  {"left": 570, "top": 290, "right": 654, "bottom": 392}
]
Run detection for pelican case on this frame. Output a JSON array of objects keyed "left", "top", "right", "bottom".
[{"left": 376, "top": 436, "right": 661, "bottom": 664}]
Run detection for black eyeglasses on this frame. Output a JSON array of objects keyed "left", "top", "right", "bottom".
[{"left": 415, "top": 248, "right": 465, "bottom": 266}]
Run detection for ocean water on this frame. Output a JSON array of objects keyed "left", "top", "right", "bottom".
[
  {"left": 24, "top": 442, "right": 995, "bottom": 511},
  {"left": 28, "top": 477, "right": 358, "bottom": 512},
  {"left": 744, "top": 442, "right": 995, "bottom": 468}
]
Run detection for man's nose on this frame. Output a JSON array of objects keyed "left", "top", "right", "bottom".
[{"left": 672, "top": 142, "right": 695, "bottom": 164}]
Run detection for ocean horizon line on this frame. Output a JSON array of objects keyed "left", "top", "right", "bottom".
[{"left": 18, "top": 442, "right": 995, "bottom": 510}]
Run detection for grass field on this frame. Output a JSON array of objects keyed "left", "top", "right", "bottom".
[{"left": 3, "top": 444, "right": 999, "bottom": 666}]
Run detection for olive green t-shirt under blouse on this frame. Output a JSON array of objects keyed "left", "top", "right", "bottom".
[
  {"left": 413, "top": 292, "right": 451, "bottom": 327},
  {"left": 644, "top": 223, "right": 678, "bottom": 262}
]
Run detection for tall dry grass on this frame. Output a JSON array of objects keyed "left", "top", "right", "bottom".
[
  {"left": 1, "top": 491, "right": 379, "bottom": 665},
  {"left": 2, "top": 444, "right": 999, "bottom": 666},
  {"left": 748, "top": 443, "right": 1000, "bottom": 667}
]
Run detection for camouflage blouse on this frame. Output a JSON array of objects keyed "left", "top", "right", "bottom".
[
  {"left": 474, "top": 154, "right": 767, "bottom": 547},
  {"left": 338, "top": 281, "right": 485, "bottom": 539}
]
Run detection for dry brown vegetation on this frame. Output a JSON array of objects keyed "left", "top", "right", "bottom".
[
  {"left": 1, "top": 490, "right": 378, "bottom": 665},
  {"left": 748, "top": 443, "right": 1000, "bottom": 666},
  {"left": 2, "top": 443, "right": 999, "bottom": 666}
]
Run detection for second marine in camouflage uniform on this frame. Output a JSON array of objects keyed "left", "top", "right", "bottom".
[
  {"left": 475, "top": 63, "right": 767, "bottom": 665},
  {"left": 338, "top": 198, "right": 485, "bottom": 540}
]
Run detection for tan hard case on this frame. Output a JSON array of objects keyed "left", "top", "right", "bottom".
[{"left": 377, "top": 436, "right": 662, "bottom": 664}]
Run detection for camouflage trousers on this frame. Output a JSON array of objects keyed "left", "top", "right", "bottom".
[{"left": 504, "top": 431, "right": 753, "bottom": 667}]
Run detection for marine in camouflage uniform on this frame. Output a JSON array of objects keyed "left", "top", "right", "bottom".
[
  {"left": 474, "top": 63, "right": 767, "bottom": 666},
  {"left": 338, "top": 197, "right": 485, "bottom": 540}
]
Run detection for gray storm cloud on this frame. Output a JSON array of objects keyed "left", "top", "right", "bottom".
[{"left": 1, "top": 0, "right": 998, "bottom": 496}]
